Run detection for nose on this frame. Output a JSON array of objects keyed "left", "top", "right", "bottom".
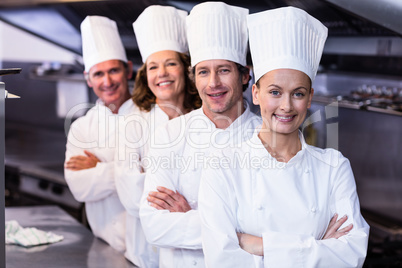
[
  {"left": 208, "top": 72, "right": 221, "bottom": 88},
  {"left": 103, "top": 73, "right": 112, "bottom": 86},
  {"left": 280, "top": 94, "right": 293, "bottom": 112},
  {"left": 157, "top": 64, "right": 168, "bottom": 77}
]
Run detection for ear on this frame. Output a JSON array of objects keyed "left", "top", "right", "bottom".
[
  {"left": 252, "top": 83, "right": 260, "bottom": 105},
  {"left": 241, "top": 67, "right": 250, "bottom": 85},
  {"left": 84, "top": 71, "right": 92, "bottom": 88},
  {"left": 126, "top": 60, "right": 134, "bottom": 80},
  {"left": 307, "top": 88, "right": 314, "bottom": 108}
]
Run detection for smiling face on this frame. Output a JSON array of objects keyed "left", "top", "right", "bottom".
[
  {"left": 194, "top": 59, "right": 249, "bottom": 121},
  {"left": 145, "top": 50, "right": 186, "bottom": 106},
  {"left": 253, "top": 68, "right": 313, "bottom": 136},
  {"left": 86, "top": 59, "right": 132, "bottom": 112}
]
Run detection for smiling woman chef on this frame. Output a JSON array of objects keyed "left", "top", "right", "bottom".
[
  {"left": 114, "top": 5, "right": 201, "bottom": 267},
  {"left": 198, "top": 6, "right": 370, "bottom": 268}
]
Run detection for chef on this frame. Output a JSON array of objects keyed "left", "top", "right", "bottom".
[
  {"left": 114, "top": 5, "right": 200, "bottom": 267},
  {"left": 64, "top": 16, "right": 135, "bottom": 254},
  {"left": 139, "top": 2, "right": 261, "bottom": 267},
  {"left": 198, "top": 6, "right": 370, "bottom": 267}
]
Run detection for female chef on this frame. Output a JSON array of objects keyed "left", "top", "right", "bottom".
[
  {"left": 198, "top": 6, "right": 369, "bottom": 268},
  {"left": 114, "top": 5, "right": 200, "bottom": 268}
]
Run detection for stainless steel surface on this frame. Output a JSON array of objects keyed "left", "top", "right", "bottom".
[
  {"left": 5, "top": 205, "right": 137, "bottom": 268},
  {"left": 324, "top": 37, "right": 402, "bottom": 56},
  {"left": 325, "top": 0, "right": 402, "bottom": 35},
  {"left": 310, "top": 72, "right": 402, "bottom": 224},
  {"left": 1, "top": 82, "right": 6, "bottom": 268},
  {"left": 4, "top": 122, "right": 83, "bottom": 213},
  {"left": 0, "top": 0, "right": 398, "bottom": 63}
]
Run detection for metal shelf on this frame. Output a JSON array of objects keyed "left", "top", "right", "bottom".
[{"left": 312, "top": 95, "right": 402, "bottom": 117}]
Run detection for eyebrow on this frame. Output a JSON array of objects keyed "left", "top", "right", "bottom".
[
  {"left": 196, "top": 63, "right": 232, "bottom": 71},
  {"left": 267, "top": 84, "right": 309, "bottom": 91},
  {"left": 147, "top": 58, "right": 178, "bottom": 65}
]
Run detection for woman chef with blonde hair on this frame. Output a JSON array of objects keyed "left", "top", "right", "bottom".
[
  {"left": 198, "top": 6, "right": 369, "bottom": 268},
  {"left": 114, "top": 5, "right": 200, "bottom": 267}
]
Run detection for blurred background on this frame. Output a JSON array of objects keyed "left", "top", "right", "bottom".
[{"left": 0, "top": 1, "right": 401, "bottom": 266}]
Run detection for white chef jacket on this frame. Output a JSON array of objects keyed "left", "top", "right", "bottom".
[
  {"left": 64, "top": 99, "right": 137, "bottom": 253},
  {"left": 115, "top": 105, "right": 167, "bottom": 267},
  {"left": 139, "top": 105, "right": 261, "bottom": 268},
  {"left": 198, "top": 130, "right": 370, "bottom": 268}
]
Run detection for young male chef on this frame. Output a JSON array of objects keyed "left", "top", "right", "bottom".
[
  {"left": 64, "top": 16, "right": 135, "bottom": 254},
  {"left": 139, "top": 2, "right": 261, "bottom": 267}
]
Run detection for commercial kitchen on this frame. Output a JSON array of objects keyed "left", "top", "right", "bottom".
[{"left": 0, "top": 0, "right": 401, "bottom": 267}]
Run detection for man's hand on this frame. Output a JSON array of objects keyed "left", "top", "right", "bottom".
[
  {"left": 147, "top": 186, "right": 191, "bottom": 213},
  {"left": 322, "top": 213, "right": 353, "bottom": 240},
  {"left": 237, "top": 233, "right": 263, "bottom": 256},
  {"left": 65, "top": 150, "right": 101, "bottom": 171}
]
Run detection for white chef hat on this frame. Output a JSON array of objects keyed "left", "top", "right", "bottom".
[
  {"left": 247, "top": 6, "right": 328, "bottom": 82},
  {"left": 133, "top": 5, "right": 188, "bottom": 63},
  {"left": 81, "top": 16, "right": 127, "bottom": 72},
  {"left": 186, "top": 2, "right": 249, "bottom": 67}
]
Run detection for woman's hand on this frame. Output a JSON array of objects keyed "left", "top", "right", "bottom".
[
  {"left": 322, "top": 213, "right": 353, "bottom": 240},
  {"left": 237, "top": 232, "right": 263, "bottom": 256},
  {"left": 147, "top": 186, "right": 191, "bottom": 212},
  {"left": 65, "top": 150, "right": 100, "bottom": 171}
]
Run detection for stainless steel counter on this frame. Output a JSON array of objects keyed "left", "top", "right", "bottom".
[{"left": 5, "top": 205, "right": 136, "bottom": 268}]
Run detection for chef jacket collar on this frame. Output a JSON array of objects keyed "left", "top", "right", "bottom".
[
  {"left": 199, "top": 102, "right": 253, "bottom": 132},
  {"left": 95, "top": 98, "right": 134, "bottom": 115},
  {"left": 152, "top": 103, "right": 170, "bottom": 121},
  {"left": 250, "top": 128, "right": 307, "bottom": 168}
]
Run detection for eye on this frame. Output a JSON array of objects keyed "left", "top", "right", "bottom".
[
  {"left": 167, "top": 61, "right": 178, "bottom": 67},
  {"left": 219, "top": 68, "right": 230, "bottom": 74},
  {"left": 92, "top": 71, "right": 103, "bottom": 78},
  {"left": 109, "top": 68, "right": 120, "bottom": 74},
  {"left": 270, "top": 90, "right": 280, "bottom": 96},
  {"left": 197, "top": 70, "right": 207, "bottom": 76},
  {"left": 148, "top": 65, "right": 157, "bottom": 71},
  {"left": 294, "top": 92, "right": 305, "bottom": 98}
]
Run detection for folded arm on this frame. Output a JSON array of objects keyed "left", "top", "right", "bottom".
[
  {"left": 64, "top": 130, "right": 116, "bottom": 203},
  {"left": 139, "top": 150, "right": 202, "bottom": 249}
]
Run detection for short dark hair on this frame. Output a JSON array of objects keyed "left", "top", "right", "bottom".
[{"left": 190, "top": 62, "right": 251, "bottom": 92}]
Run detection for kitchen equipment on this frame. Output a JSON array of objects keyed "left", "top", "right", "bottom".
[{"left": 1, "top": 67, "right": 21, "bottom": 268}]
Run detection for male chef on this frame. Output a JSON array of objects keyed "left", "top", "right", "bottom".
[
  {"left": 64, "top": 16, "right": 135, "bottom": 254},
  {"left": 139, "top": 2, "right": 261, "bottom": 267}
]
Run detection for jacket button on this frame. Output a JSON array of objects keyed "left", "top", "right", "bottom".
[{"left": 311, "top": 207, "right": 317, "bottom": 213}]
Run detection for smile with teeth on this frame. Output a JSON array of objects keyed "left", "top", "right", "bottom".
[
  {"left": 208, "top": 92, "right": 226, "bottom": 97},
  {"left": 274, "top": 114, "right": 295, "bottom": 121},
  {"left": 158, "top": 81, "right": 173, "bottom": 86}
]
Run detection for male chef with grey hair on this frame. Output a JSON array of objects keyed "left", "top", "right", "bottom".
[
  {"left": 139, "top": 2, "right": 261, "bottom": 267},
  {"left": 64, "top": 15, "right": 136, "bottom": 254}
]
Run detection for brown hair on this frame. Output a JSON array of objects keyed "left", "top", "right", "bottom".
[{"left": 132, "top": 52, "right": 201, "bottom": 112}]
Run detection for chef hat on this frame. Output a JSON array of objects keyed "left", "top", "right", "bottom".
[
  {"left": 186, "top": 2, "right": 249, "bottom": 67},
  {"left": 247, "top": 6, "right": 328, "bottom": 82},
  {"left": 81, "top": 16, "right": 127, "bottom": 72},
  {"left": 133, "top": 5, "right": 188, "bottom": 63}
]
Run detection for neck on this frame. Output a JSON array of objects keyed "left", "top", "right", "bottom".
[
  {"left": 258, "top": 129, "right": 301, "bottom": 163},
  {"left": 203, "top": 100, "right": 245, "bottom": 129},
  {"left": 107, "top": 94, "right": 130, "bottom": 114},
  {"left": 156, "top": 94, "right": 188, "bottom": 120}
]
